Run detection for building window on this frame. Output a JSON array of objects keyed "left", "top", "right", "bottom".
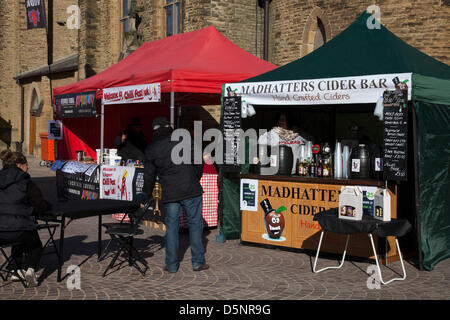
[
  {"left": 300, "top": 7, "right": 331, "bottom": 57},
  {"left": 164, "top": 0, "right": 180, "bottom": 37},
  {"left": 30, "top": 89, "right": 41, "bottom": 116},
  {"left": 121, "top": 0, "right": 132, "bottom": 47},
  {"left": 314, "top": 18, "right": 326, "bottom": 50}
]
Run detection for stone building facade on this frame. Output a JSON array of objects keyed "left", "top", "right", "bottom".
[{"left": 0, "top": 0, "right": 448, "bottom": 157}]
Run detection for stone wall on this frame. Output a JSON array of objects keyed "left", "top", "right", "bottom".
[
  {"left": 269, "top": 0, "right": 450, "bottom": 66},
  {"left": 0, "top": 0, "right": 78, "bottom": 154},
  {"left": 1, "top": 0, "right": 448, "bottom": 156}
]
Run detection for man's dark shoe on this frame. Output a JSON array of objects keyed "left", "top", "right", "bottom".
[
  {"left": 164, "top": 266, "right": 178, "bottom": 273},
  {"left": 193, "top": 264, "right": 209, "bottom": 272}
]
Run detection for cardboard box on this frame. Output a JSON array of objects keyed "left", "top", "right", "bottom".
[
  {"left": 339, "top": 186, "right": 363, "bottom": 221},
  {"left": 374, "top": 188, "right": 391, "bottom": 221}
]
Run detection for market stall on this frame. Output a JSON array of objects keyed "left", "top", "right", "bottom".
[
  {"left": 52, "top": 25, "right": 276, "bottom": 161},
  {"left": 52, "top": 26, "right": 276, "bottom": 228},
  {"left": 219, "top": 12, "right": 450, "bottom": 270}
]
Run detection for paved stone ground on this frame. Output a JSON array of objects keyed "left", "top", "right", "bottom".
[{"left": 0, "top": 156, "right": 449, "bottom": 300}]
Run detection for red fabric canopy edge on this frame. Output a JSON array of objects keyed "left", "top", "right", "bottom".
[{"left": 53, "top": 26, "right": 277, "bottom": 99}]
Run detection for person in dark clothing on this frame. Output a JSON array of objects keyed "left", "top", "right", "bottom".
[
  {"left": 0, "top": 150, "right": 51, "bottom": 287},
  {"left": 141, "top": 117, "right": 208, "bottom": 273},
  {"left": 114, "top": 117, "right": 148, "bottom": 163}
]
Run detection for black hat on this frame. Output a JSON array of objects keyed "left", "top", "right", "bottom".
[
  {"left": 152, "top": 117, "right": 169, "bottom": 130},
  {"left": 130, "top": 117, "right": 142, "bottom": 126},
  {"left": 260, "top": 198, "right": 274, "bottom": 217}
]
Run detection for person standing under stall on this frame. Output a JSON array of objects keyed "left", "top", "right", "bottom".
[
  {"left": 114, "top": 117, "right": 148, "bottom": 163},
  {"left": 258, "top": 111, "right": 311, "bottom": 174},
  {"left": 0, "top": 150, "right": 51, "bottom": 287},
  {"left": 141, "top": 117, "right": 208, "bottom": 273}
]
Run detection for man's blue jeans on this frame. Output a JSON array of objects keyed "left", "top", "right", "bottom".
[{"left": 164, "top": 195, "right": 205, "bottom": 271}]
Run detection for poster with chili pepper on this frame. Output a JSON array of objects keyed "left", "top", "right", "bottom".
[{"left": 100, "top": 165, "right": 135, "bottom": 201}]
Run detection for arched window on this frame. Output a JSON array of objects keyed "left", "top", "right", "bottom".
[
  {"left": 314, "top": 18, "right": 326, "bottom": 50},
  {"left": 30, "top": 89, "right": 41, "bottom": 116},
  {"left": 300, "top": 7, "right": 331, "bottom": 57}
]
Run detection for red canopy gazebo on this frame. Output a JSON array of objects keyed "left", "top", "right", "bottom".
[{"left": 53, "top": 26, "right": 276, "bottom": 160}]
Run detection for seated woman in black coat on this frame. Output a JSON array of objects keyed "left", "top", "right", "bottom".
[{"left": 0, "top": 150, "right": 51, "bottom": 287}]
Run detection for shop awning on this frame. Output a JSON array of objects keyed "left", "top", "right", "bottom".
[{"left": 53, "top": 26, "right": 276, "bottom": 100}]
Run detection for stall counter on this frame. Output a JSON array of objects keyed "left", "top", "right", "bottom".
[{"left": 239, "top": 174, "right": 399, "bottom": 262}]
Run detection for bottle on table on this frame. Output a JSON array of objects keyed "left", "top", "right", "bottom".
[
  {"left": 303, "top": 158, "right": 309, "bottom": 176},
  {"left": 309, "top": 155, "right": 316, "bottom": 177},
  {"left": 317, "top": 155, "right": 323, "bottom": 177},
  {"left": 323, "top": 158, "right": 330, "bottom": 177}
]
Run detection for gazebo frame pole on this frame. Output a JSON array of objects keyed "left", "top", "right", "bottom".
[
  {"left": 170, "top": 91, "right": 175, "bottom": 128},
  {"left": 100, "top": 99, "right": 105, "bottom": 163}
]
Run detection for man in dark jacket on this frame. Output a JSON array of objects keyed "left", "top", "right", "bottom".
[
  {"left": 142, "top": 117, "right": 208, "bottom": 273},
  {"left": 114, "top": 117, "right": 147, "bottom": 163}
]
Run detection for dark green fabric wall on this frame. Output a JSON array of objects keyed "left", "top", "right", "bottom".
[{"left": 415, "top": 101, "right": 450, "bottom": 270}]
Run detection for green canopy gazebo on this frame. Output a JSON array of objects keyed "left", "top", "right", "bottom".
[{"left": 219, "top": 12, "right": 450, "bottom": 271}]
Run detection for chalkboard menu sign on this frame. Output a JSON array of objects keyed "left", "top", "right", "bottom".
[
  {"left": 55, "top": 91, "right": 97, "bottom": 118},
  {"left": 221, "top": 96, "right": 242, "bottom": 171},
  {"left": 383, "top": 90, "right": 408, "bottom": 181}
]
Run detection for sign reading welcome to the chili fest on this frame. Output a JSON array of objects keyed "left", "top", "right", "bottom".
[
  {"left": 25, "top": 0, "right": 47, "bottom": 29},
  {"left": 54, "top": 91, "right": 97, "bottom": 118}
]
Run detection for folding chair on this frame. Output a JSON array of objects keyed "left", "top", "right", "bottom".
[
  {"left": 102, "top": 201, "right": 152, "bottom": 277},
  {"left": 98, "top": 201, "right": 151, "bottom": 262},
  {"left": 35, "top": 215, "right": 61, "bottom": 262},
  {"left": 0, "top": 242, "right": 28, "bottom": 288}
]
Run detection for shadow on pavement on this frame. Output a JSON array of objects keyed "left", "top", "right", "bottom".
[{"left": 38, "top": 234, "right": 164, "bottom": 283}]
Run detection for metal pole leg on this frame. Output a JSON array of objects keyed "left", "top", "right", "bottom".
[
  {"left": 313, "top": 231, "right": 350, "bottom": 273},
  {"left": 57, "top": 215, "right": 65, "bottom": 282},
  {"left": 98, "top": 215, "right": 102, "bottom": 260},
  {"left": 368, "top": 234, "right": 407, "bottom": 285}
]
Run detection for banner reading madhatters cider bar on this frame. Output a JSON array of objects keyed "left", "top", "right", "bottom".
[{"left": 225, "top": 73, "right": 412, "bottom": 106}]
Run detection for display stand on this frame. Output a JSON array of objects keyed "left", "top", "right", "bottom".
[
  {"left": 312, "top": 208, "right": 411, "bottom": 285},
  {"left": 313, "top": 232, "right": 349, "bottom": 273}
]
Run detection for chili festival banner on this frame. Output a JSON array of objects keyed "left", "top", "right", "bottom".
[{"left": 103, "top": 83, "right": 161, "bottom": 105}]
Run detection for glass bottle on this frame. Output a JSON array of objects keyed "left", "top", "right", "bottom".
[
  {"left": 310, "top": 155, "right": 316, "bottom": 178},
  {"left": 303, "top": 158, "right": 309, "bottom": 176},
  {"left": 323, "top": 159, "right": 330, "bottom": 177},
  {"left": 298, "top": 159, "right": 303, "bottom": 176},
  {"left": 317, "top": 155, "right": 323, "bottom": 177}
]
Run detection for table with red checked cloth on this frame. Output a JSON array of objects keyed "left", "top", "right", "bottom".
[{"left": 179, "top": 172, "right": 219, "bottom": 228}]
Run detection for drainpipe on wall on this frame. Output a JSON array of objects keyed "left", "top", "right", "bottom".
[
  {"left": 17, "top": 80, "right": 24, "bottom": 153},
  {"left": 258, "top": 0, "right": 272, "bottom": 61}
]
